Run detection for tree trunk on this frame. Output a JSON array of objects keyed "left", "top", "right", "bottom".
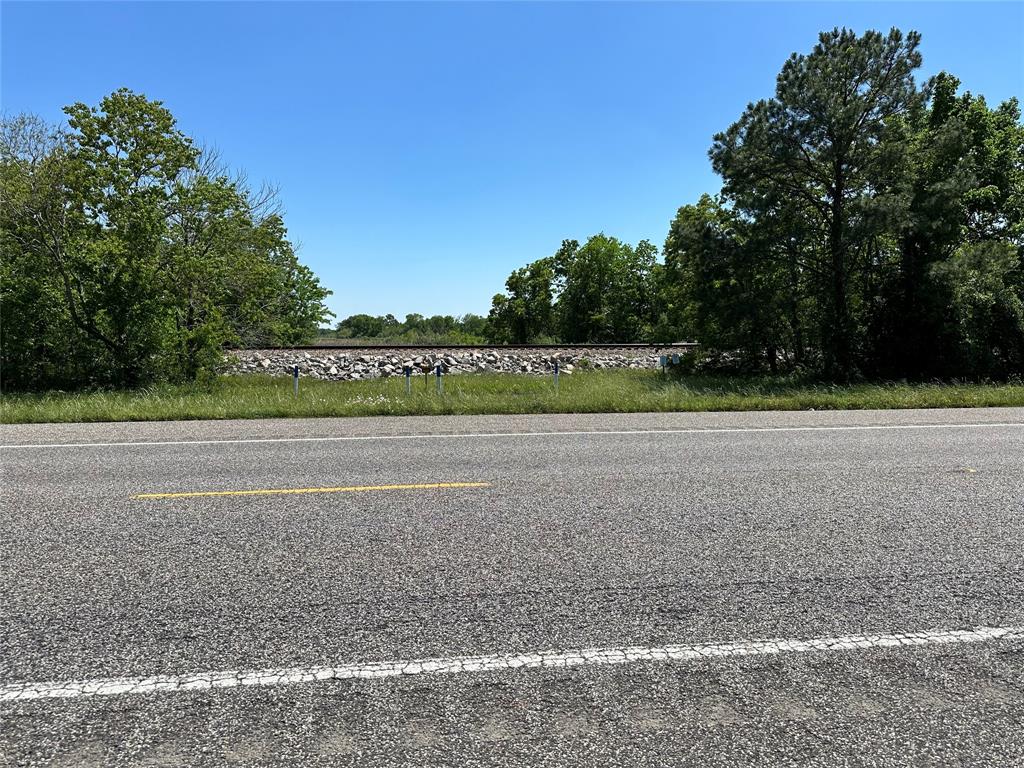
[{"left": 827, "top": 166, "right": 853, "bottom": 381}]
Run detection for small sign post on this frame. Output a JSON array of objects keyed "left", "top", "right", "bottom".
[
  {"left": 404, "top": 365, "right": 412, "bottom": 395},
  {"left": 292, "top": 365, "right": 299, "bottom": 397},
  {"left": 436, "top": 363, "right": 443, "bottom": 394},
  {"left": 554, "top": 360, "right": 559, "bottom": 393},
  {"left": 660, "top": 355, "right": 667, "bottom": 374}
]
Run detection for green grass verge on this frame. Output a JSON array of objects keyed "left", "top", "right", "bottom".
[{"left": 3, "top": 371, "right": 1023, "bottom": 424}]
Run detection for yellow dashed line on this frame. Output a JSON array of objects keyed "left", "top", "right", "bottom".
[{"left": 133, "top": 482, "right": 491, "bottom": 500}]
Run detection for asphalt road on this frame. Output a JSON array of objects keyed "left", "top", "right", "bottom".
[{"left": 1, "top": 409, "right": 1022, "bottom": 767}]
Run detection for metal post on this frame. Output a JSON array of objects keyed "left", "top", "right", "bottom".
[
  {"left": 435, "top": 363, "right": 443, "bottom": 394},
  {"left": 554, "top": 360, "right": 559, "bottom": 393},
  {"left": 660, "top": 355, "right": 667, "bottom": 375},
  {"left": 293, "top": 365, "right": 299, "bottom": 396},
  {"left": 404, "top": 366, "right": 411, "bottom": 395}
]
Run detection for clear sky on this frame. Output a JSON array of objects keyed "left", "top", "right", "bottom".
[{"left": 2, "top": 2, "right": 1021, "bottom": 321}]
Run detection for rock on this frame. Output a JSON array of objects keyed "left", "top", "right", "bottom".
[{"left": 225, "top": 346, "right": 668, "bottom": 381}]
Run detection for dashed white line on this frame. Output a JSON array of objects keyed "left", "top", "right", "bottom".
[
  {"left": 1, "top": 421, "right": 1021, "bottom": 450},
  {"left": 2, "top": 626, "right": 1019, "bottom": 702}
]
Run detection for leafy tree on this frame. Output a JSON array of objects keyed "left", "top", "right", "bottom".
[
  {"left": 1, "top": 90, "right": 331, "bottom": 390},
  {"left": 459, "top": 313, "right": 488, "bottom": 338},
  {"left": 330, "top": 312, "right": 487, "bottom": 344},
  {"left": 871, "top": 73, "right": 1024, "bottom": 377},
  {"left": 58, "top": 89, "right": 201, "bottom": 384},
  {"left": 556, "top": 235, "right": 658, "bottom": 343},
  {"left": 931, "top": 242, "right": 1024, "bottom": 377},
  {"left": 487, "top": 256, "right": 557, "bottom": 343},
  {"left": 0, "top": 115, "right": 88, "bottom": 388},
  {"left": 711, "top": 28, "right": 925, "bottom": 378},
  {"left": 662, "top": 195, "right": 807, "bottom": 369},
  {"left": 487, "top": 235, "right": 662, "bottom": 344},
  {"left": 336, "top": 314, "right": 386, "bottom": 338}
]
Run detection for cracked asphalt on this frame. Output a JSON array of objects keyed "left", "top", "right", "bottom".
[{"left": 1, "top": 408, "right": 1023, "bottom": 766}]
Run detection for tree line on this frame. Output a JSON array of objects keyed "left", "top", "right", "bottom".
[
  {"left": 3, "top": 29, "right": 1020, "bottom": 390},
  {"left": 1, "top": 89, "right": 331, "bottom": 390},
  {"left": 324, "top": 313, "right": 488, "bottom": 344},
  {"left": 487, "top": 29, "right": 1023, "bottom": 379}
]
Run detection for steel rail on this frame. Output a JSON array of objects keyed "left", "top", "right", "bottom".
[{"left": 233, "top": 342, "right": 700, "bottom": 352}]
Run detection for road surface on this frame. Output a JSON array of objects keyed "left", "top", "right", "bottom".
[{"left": 1, "top": 409, "right": 1022, "bottom": 766}]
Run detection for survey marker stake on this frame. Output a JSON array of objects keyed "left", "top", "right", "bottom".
[
  {"left": 293, "top": 365, "right": 299, "bottom": 397},
  {"left": 436, "top": 363, "right": 443, "bottom": 394}
]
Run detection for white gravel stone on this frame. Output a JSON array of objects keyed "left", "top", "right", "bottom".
[{"left": 226, "top": 347, "right": 675, "bottom": 382}]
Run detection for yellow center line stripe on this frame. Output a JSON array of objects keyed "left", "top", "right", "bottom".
[{"left": 133, "top": 482, "right": 491, "bottom": 500}]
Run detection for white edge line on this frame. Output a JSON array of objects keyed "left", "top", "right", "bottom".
[
  {"left": 2, "top": 422, "right": 1022, "bottom": 450},
  {"left": 1, "top": 626, "right": 1020, "bottom": 702}
]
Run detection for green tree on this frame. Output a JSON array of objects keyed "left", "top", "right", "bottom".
[
  {"left": 487, "top": 256, "right": 557, "bottom": 343},
  {"left": 871, "top": 73, "right": 1024, "bottom": 377},
  {"left": 1, "top": 91, "right": 331, "bottom": 390},
  {"left": 0, "top": 115, "right": 86, "bottom": 388},
  {"left": 163, "top": 159, "right": 254, "bottom": 378},
  {"left": 458, "top": 313, "right": 488, "bottom": 339},
  {"left": 59, "top": 89, "right": 200, "bottom": 384},
  {"left": 335, "top": 314, "right": 385, "bottom": 338},
  {"left": 932, "top": 242, "right": 1024, "bottom": 376},
  {"left": 661, "top": 195, "right": 802, "bottom": 369},
  {"left": 711, "top": 28, "right": 925, "bottom": 378},
  {"left": 556, "top": 235, "right": 658, "bottom": 343}
]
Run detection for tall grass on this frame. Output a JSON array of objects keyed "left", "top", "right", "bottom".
[{"left": 2, "top": 371, "right": 1022, "bottom": 424}]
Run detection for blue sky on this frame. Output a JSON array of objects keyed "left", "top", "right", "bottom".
[{"left": 2, "top": 2, "right": 1022, "bottom": 321}]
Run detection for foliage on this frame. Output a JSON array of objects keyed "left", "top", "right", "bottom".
[
  {"left": 555, "top": 235, "right": 659, "bottom": 342},
  {"left": 486, "top": 235, "right": 659, "bottom": 343},
  {"left": 666, "top": 28, "right": 1023, "bottom": 380},
  {"left": 327, "top": 312, "right": 489, "bottom": 345},
  {"left": 869, "top": 73, "right": 1024, "bottom": 377},
  {"left": 1, "top": 89, "right": 332, "bottom": 390},
  {"left": 5, "top": 28, "right": 1021, "bottom": 392},
  {"left": 708, "top": 28, "right": 925, "bottom": 378},
  {"left": 486, "top": 256, "right": 558, "bottom": 343},
  {"left": 931, "top": 242, "right": 1024, "bottom": 376}
]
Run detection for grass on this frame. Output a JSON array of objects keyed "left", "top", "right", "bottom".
[{"left": 2, "top": 370, "right": 1023, "bottom": 424}]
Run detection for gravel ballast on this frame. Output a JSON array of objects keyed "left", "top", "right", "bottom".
[{"left": 228, "top": 347, "right": 668, "bottom": 381}]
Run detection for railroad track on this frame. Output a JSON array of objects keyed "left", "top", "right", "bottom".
[{"left": 239, "top": 342, "right": 700, "bottom": 352}]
